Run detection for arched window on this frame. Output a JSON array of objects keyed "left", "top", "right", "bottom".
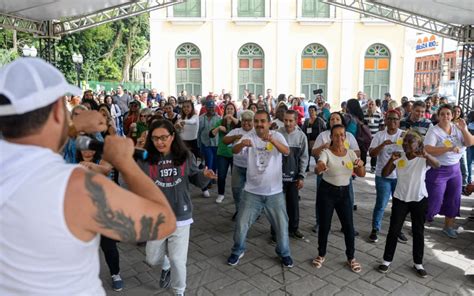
[
  {"left": 238, "top": 43, "right": 264, "bottom": 99},
  {"left": 301, "top": 43, "right": 328, "bottom": 100},
  {"left": 176, "top": 43, "right": 201, "bottom": 96},
  {"left": 364, "top": 44, "right": 390, "bottom": 100}
]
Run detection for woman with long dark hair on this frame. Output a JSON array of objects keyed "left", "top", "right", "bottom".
[
  {"left": 105, "top": 95, "right": 124, "bottom": 136},
  {"left": 142, "top": 120, "right": 216, "bottom": 295},
  {"left": 211, "top": 102, "right": 240, "bottom": 204},
  {"left": 177, "top": 100, "right": 200, "bottom": 159}
]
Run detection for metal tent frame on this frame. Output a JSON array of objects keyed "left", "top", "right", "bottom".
[
  {"left": 324, "top": 0, "right": 473, "bottom": 112},
  {"left": 0, "top": 0, "right": 183, "bottom": 63}
]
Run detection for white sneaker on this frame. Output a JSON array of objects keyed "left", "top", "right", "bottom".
[
  {"left": 216, "top": 194, "right": 225, "bottom": 203},
  {"left": 202, "top": 190, "right": 210, "bottom": 198}
]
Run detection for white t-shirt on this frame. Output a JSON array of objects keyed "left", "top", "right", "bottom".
[
  {"left": 312, "top": 130, "right": 360, "bottom": 151},
  {"left": 238, "top": 130, "right": 288, "bottom": 195},
  {"left": 393, "top": 154, "right": 428, "bottom": 202},
  {"left": 180, "top": 114, "right": 199, "bottom": 141},
  {"left": 226, "top": 127, "right": 254, "bottom": 168},
  {"left": 423, "top": 123, "right": 466, "bottom": 166},
  {"left": 319, "top": 149, "right": 358, "bottom": 187},
  {"left": 369, "top": 129, "right": 405, "bottom": 178}
]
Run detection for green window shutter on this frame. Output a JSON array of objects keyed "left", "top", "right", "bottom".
[
  {"left": 316, "top": 0, "right": 330, "bottom": 18},
  {"left": 238, "top": 0, "right": 251, "bottom": 17},
  {"left": 174, "top": 0, "right": 201, "bottom": 17},
  {"left": 238, "top": 0, "right": 264, "bottom": 17},
  {"left": 173, "top": 2, "right": 186, "bottom": 17},
  {"left": 176, "top": 43, "right": 202, "bottom": 96},
  {"left": 302, "top": 0, "right": 316, "bottom": 17},
  {"left": 188, "top": 0, "right": 201, "bottom": 17},
  {"left": 253, "top": 0, "right": 265, "bottom": 17},
  {"left": 301, "top": 44, "right": 328, "bottom": 100}
]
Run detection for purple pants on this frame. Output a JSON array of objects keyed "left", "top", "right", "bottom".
[{"left": 425, "top": 164, "right": 461, "bottom": 222}]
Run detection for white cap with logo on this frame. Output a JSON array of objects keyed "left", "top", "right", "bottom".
[{"left": 0, "top": 57, "right": 82, "bottom": 116}]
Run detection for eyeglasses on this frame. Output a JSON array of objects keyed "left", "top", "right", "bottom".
[{"left": 151, "top": 134, "right": 172, "bottom": 142}]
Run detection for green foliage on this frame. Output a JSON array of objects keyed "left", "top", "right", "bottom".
[{"left": 0, "top": 13, "right": 150, "bottom": 83}]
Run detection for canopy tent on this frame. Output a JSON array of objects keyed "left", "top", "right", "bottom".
[
  {"left": 324, "top": 0, "right": 473, "bottom": 112},
  {"left": 0, "top": 0, "right": 182, "bottom": 37},
  {"left": 1, "top": 0, "right": 472, "bottom": 111}
]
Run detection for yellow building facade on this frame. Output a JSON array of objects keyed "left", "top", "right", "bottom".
[{"left": 150, "top": 0, "right": 416, "bottom": 106}]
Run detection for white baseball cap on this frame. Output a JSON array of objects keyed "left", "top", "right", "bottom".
[{"left": 0, "top": 57, "right": 82, "bottom": 116}]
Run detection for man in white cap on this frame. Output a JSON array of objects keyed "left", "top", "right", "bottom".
[{"left": 0, "top": 58, "right": 176, "bottom": 295}]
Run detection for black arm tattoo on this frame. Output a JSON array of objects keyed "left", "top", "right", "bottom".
[{"left": 85, "top": 171, "right": 166, "bottom": 242}]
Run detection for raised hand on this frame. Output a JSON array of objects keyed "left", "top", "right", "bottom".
[
  {"left": 72, "top": 110, "right": 107, "bottom": 133},
  {"left": 315, "top": 161, "right": 328, "bottom": 175},
  {"left": 203, "top": 166, "right": 218, "bottom": 179},
  {"left": 354, "top": 158, "right": 364, "bottom": 168},
  {"left": 241, "top": 139, "right": 253, "bottom": 147},
  {"left": 391, "top": 151, "right": 401, "bottom": 160}
]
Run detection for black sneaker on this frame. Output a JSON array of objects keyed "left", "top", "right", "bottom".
[
  {"left": 159, "top": 268, "right": 171, "bottom": 288},
  {"left": 290, "top": 230, "right": 305, "bottom": 240},
  {"left": 227, "top": 253, "right": 244, "bottom": 266},
  {"left": 369, "top": 229, "right": 378, "bottom": 243},
  {"left": 398, "top": 232, "right": 408, "bottom": 244},
  {"left": 378, "top": 264, "right": 389, "bottom": 273},
  {"left": 281, "top": 256, "right": 294, "bottom": 268},
  {"left": 413, "top": 266, "right": 427, "bottom": 278},
  {"left": 370, "top": 167, "right": 376, "bottom": 173}
]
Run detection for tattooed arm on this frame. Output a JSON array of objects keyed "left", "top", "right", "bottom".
[{"left": 64, "top": 136, "right": 176, "bottom": 243}]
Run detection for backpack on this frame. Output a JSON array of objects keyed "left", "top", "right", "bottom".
[{"left": 355, "top": 118, "right": 372, "bottom": 153}]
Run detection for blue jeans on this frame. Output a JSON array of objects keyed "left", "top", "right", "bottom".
[
  {"left": 231, "top": 165, "right": 247, "bottom": 212},
  {"left": 216, "top": 155, "right": 233, "bottom": 195},
  {"left": 201, "top": 145, "right": 217, "bottom": 173},
  {"left": 467, "top": 146, "right": 474, "bottom": 184},
  {"left": 372, "top": 176, "right": 397, "bottom": 231},
  {"left": 232, "top": 191, "right": 291, "bottom": 258}
]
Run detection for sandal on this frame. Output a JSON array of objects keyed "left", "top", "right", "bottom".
[
  {"left": 348, "top": 259, "right": 362, "bottom": 273},
  {"left": 311, "top": 256, "right": 325, "bottom": 268}
]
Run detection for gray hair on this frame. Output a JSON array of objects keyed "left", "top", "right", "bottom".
[
  {"left": 139, "top": 108, "right": 153, "bottom": 116},
  {"left": 240, "top": 110, "right": 254, "bottom": 121}
]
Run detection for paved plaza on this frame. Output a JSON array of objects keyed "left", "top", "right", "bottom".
[{"left": 100, "top": 169, "right": 474, "bottom": 295}]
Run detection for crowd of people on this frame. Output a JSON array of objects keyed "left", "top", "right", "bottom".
[
  {"left": 1, "top": 57, "right": 474, "bottom": 296},
  {"left": 63, "top": 82, "right": 474, "bottom": 293}
]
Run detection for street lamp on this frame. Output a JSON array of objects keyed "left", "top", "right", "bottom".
[
  {"left": 22, "top": 45, "right": 38, "bottom": 57},
  {"left": 72, "top": 52, "right": 83, "bottom": 88},
  {"left": 140, "top": 67, "right": 148, "bottom": 89}
]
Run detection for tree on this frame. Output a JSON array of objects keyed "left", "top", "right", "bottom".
[{"left": 0, "top": 13, "right": 150, "bottom": 84}]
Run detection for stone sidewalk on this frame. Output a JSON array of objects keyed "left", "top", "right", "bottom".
[{"left": 100, "top": 171, "right": 474, "bottom": 295}]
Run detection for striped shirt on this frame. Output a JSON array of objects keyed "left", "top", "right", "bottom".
[
  {"left": 400, "top": 116, "right": 432, "bottom": 136},
  {"left": 363, "top": 111, "right": 384, "bottom": 135}
]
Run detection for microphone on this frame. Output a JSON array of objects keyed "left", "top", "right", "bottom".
[{"left": 76, "top": 136, "right": 148, "bottom": 160}]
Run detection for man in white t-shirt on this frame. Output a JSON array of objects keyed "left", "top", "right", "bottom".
[{"left": 227, "top": 110, "right": 294, "bottom": 268}]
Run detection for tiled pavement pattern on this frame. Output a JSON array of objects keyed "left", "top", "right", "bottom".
[{"left": 100, "top": 170, "right": 474, "bottom": 295}]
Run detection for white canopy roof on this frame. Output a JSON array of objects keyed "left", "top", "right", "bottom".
[
  {"left": 374, "top": 0, "right": 473, "bottom": 26},
  {"left": 0, "top": 0, "right": 133, "bottom": 21}
]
